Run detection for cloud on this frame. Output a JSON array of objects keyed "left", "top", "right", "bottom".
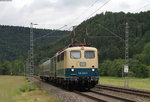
[
  {"left": 0, "top": 0, "right": 149, "bottom": 29},
  {"left": 119, "top": 2, "right": 130, "bottom": 9},
  {"left": 58, "top": 0, "right": 92, "bottom": 8}
]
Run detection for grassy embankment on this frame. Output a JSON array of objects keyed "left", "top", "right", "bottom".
[
  {"left": 0, "top": 76, "right": 59, "bottom": 102},
  {"left": 99, "top": 77, "right": 150, "bottom": 90}
]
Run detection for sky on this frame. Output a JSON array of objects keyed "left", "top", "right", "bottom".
[{"left": 0, "top": 0, "right": 150, "bottom": 30}]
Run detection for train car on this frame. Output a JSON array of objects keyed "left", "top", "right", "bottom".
[{"left": 39, "top": 46, "right": 99, "bottom": 90}]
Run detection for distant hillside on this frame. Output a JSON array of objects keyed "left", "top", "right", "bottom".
[
  {"left": 35, "top": 11, "right": 150, "bottom": 64},
  {"left": 0, "top": 25, "right": 70, "bottom": 62},
  {"left": 34, "top": 11, "right": 150, "bottom": 77},
  {"left": 75, "top": 11, "right": 150, "bottom": 60}
]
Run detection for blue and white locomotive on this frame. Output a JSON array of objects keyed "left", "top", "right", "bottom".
[{"left": 39, "top": 45, "right": 99, "bottom": 90}]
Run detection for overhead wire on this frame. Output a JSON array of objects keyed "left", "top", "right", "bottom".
[
  {"left": 99, "top": 24, "right": 124, "bottom": 40},
  {"left": 33, "top": 0, "right": 149, "bottom": 42},
  {"left": 94, "top": 2, "right": 150, "bottom": 40},
  {"left": 67, "top": 0, "right": 100, "bottom": 27},
  {"left": 0, "top": 0, "right": 115, "bottom": 63},
  {"left": 86, "top": 0, "right": 111, "bottom": 19},
  {"left": 34, "top": 0, "right": 102, "bottom": 41},
  {"left": 34, "top": 0, "right": 111, "bottom": 40},
  {"left": 133, "top": 3, "right": 150, "bottom": 12},
  {"left": 34, "top": 25, "right": 67, "bottom": 41}
]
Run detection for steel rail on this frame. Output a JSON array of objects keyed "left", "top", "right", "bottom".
[
  {"left": 74, "top": 91, "right": 107, "bottom": 102},
  {"left": 97, "top": 84, "right": 150, "bottom": 98},
  {"left": 90, "top": 90, "right": 136, "bottom": 102}
]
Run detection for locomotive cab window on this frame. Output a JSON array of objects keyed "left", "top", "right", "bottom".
[
  {"left": 70, "top": 51, "right": 81, "bottom": 59},
  {"left": 57, "top": 55, "right": 60, "bottom": 62},
  {"left": 85, "top": 51, "right": 95, "bottom": 58},
  {"left": 60, "top": 52, "right": 64, "bottom": 61}
]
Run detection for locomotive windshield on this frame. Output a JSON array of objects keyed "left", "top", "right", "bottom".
[
  {"left": 70, "top": 51, "right": 81, "bottom": 59},
  {"left": 85, "top": 51, "right": 95, "bottom": 58}
]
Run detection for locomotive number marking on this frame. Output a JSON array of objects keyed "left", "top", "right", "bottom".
[{"left": 78, "top": 72, "right": 88, "bottom": 74}]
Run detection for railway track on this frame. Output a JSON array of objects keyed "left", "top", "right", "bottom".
[
  {"left": 29, "top": 77, "right": 150, "bottom": 102},
  {"left": 96, "top": 84, "right": 150, "bottom": 98},
  {"left": 74, "top": 90, "right": 136, "bottom": 102}
]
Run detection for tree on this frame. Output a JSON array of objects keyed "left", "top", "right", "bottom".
[
  {"left": 0, "top": 61, "right": 11, "bottom": 75},
  {"left": 129, "top": 59, "right": 149, "bottom": 78},
  {"left": 100, "top": 59, "right": 124, "bottom": 77},
  {"left": 100, "top": 60, "right": 112, "bottom": 76},
  {"left": 143, "top": 43, "right": 150, "bottom": 65}
]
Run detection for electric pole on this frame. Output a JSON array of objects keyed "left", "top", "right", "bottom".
[
  {"left": 124, "top": 22, "right": 129, "bottom": 87},
  {"left": 84, "top": 27, "right": 88, "bottom": 44},
  {"left": 29, "top": 22, "right": 37, "bottom": 76},
  {"left": 26, "top": 50, "right": 30, "bottom": 76},
  {"left": 72, "top": 26, "right": 77, "bottom": 44},
  {"left": 98, "top": 23, "right": 130, "bottom": 87},
  {"left": 30, "top": 23, "right": 34, "bottom": 76}
]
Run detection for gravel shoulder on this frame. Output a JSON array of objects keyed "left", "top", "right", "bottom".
[{"left": 28, "top": 77, "right": 96, "bottom": 102}]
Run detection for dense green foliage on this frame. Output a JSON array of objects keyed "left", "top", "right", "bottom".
[
  {"left": 0, "top": 11, "right": 150, "bottom": 77},
  {"left": 0, "top": 25, "right": 69, "bottom": 75},
  {"left": 100, "top": 42, "right": 150, "bottom": 78},
  {"left": 0, "top": 25, "right": 69, "bottom": 62}
]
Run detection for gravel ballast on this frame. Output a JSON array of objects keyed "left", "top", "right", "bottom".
[{"left": 28, "top": 77, "right": 96, "bottom": 102}]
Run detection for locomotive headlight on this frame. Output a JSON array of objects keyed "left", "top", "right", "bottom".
[
  {"left": 71, "top": 68, "right": 74, "bottom": 72},
  {"left": 92, "top": 68, "right": 95, "bottom": 71}
]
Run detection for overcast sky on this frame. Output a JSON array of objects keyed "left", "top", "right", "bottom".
[{"left": 0, "top": 0, "right": 150, "bottom": 30}]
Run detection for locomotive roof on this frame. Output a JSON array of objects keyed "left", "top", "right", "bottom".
[
  {"left": 55, "top": 46, "right": 97, "bottom": 56},
  {"left": 66, "top": 46, "right": 97, "bottom": 51}
]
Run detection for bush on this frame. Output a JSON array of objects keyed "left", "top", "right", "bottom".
[
  {"left": 100, "top": 59, "right": 149, "bottom": 78},
  {"left": 129, "top": 59, "right": 149, "bottom": 78},
  {"left": 99, "top": 60, "right": 112, "bottom": 76},
  {"left": 147, "top": 66, "right": 150, "bottom": 77},
  {"left": 100, "top": 59, "right": 124, "bottom": 77},
  {"left": 17, "top": 83, "right": 38, "bottom": 94}
]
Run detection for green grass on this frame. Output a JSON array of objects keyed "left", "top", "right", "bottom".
[
  {"left": 0, "top": 76, "right": 27, "bottom": 102},
  {"left": 99, "top": 77, "right": 150, "bottom": 90},
  {"left": 0, "top": 76, "right": 59, "bottom": 102}
]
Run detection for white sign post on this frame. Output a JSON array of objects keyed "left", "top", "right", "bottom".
[
  {"left": 124, "top": 65, "right": 129, "bottom": 73},
  {"left": 124, "top": 65, "right": 129, "bottom": 87}
]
